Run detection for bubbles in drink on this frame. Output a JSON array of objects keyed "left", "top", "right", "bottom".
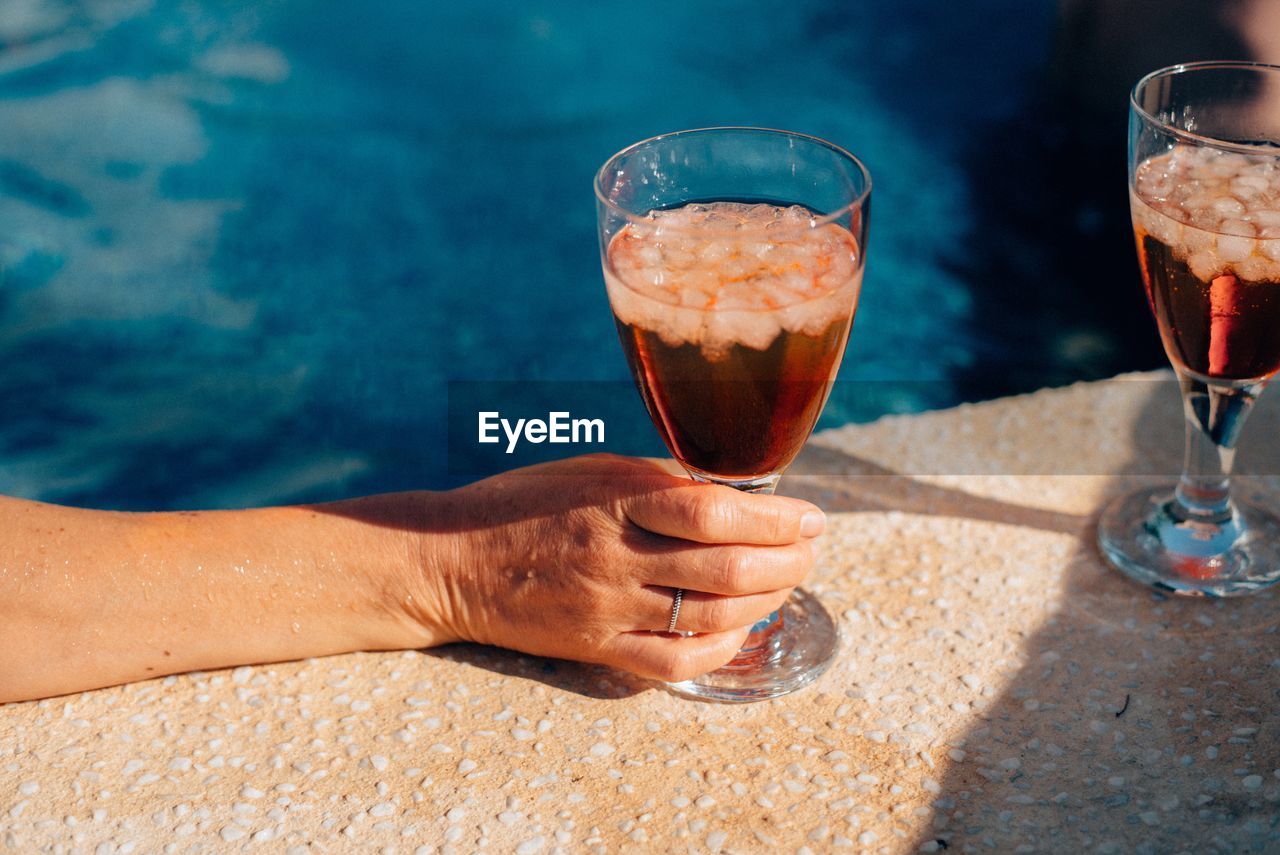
[
  {"left": 1133, "top": 145, "right": 1280, "bottom": 379},
  {"left": 1132, "top": 145, "right": 1280, "bottom": 282},
  {"left": 605, "top": 201, "right": 861, "bottom": 361},
  {"left": 604, "top": 201, "right": 863, "bottom": 479}
]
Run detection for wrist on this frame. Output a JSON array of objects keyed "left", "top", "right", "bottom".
[
  {"left": 301, "top": 492, "right": 461, "bottom": 653},
  {"left": 378, "top": 490, "right": 472, "bottom": 650}
]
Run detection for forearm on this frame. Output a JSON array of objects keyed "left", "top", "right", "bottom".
[
  {"left": 0, "top": 494, "right": 449, "bottom": 703},
  {"left": 0, "top": 455, "right": 827, "bottom": 701}
]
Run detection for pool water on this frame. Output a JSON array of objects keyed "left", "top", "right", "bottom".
[{"left": 0, "top": 0, "right": 1141, "bottom": 509}]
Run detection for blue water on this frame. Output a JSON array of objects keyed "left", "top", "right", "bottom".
[{"left": 0, "top": 0, "right": 1057, "bottom": 509}]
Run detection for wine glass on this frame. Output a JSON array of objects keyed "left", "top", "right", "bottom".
[
  {"left": 595, "top": 127, "right": 871, "bottom": 701},
  {"left": 1098, "top": 62, "right": 1280, "bottom": 596}
]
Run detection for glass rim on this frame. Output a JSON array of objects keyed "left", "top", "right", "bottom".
[
  {"left": 593, "top": 126, "right": 873, "bottom": 232},
  {"left": 1130, "top": 60, "right": 1280, "bottom": 156}
]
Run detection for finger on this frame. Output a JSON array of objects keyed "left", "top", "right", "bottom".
[
  {"left": 602, "top": 626, "right": 752, "bottom": 683},
  {"left": 631, "top": 586, "right": 793, "bottom": 633},
  {"left": 638, "top": 540, "right": 814, "bottom": 596},
  {"left": 624, "top": 483, "right": 826, "bottom": 545}
]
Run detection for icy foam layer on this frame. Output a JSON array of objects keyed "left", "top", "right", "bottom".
[
  {"left": 605, "top": 202, "right": 861, "bottom": 359},
  {"left": 1133, "top": 145, "right": 1280, "bottom": 282}
]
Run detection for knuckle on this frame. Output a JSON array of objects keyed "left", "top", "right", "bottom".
[
  {"left": 703, "top": 595, "right": 736, "bottom": 632},
  {"left": 773, "top": 505, "right": 802, "bottom": 542},
  {"left": 714, "top": 547, "right": 751, "bottom": 594},
  {"left": 763, "top": 504, "right": 790, "bottom": 542},
  {"left": 788, "top": 540, "right": 817, "bottom": 581},
  {"left": 687, "top": 491, "right": 734, "bottom": 536},
  {"left": 655, "top": 647, "right": 701, "bottom": 683}
]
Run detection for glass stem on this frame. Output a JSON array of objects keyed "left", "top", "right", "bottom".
[
  {"left": 728, "top": 477, "right": 785, "bottom": 663},
  {"left": 1171, "top": 371, "right": 1259, "bottom": 523},
  {"left": 686, "top": 471, "right": 787, "bottom": 667}
]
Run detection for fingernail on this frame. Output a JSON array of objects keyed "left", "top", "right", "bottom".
[{"left": 800, "top": 509, "right": 826, "bottom": 537}]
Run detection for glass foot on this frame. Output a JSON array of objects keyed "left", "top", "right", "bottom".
[
  {"left": 1098, "top": 484, "right": 1280, "bottom": 597},
  {"left": 666, "top": 587, "right": 839, "bottom": 702}
]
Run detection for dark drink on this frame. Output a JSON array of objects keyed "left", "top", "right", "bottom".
[
  {"left": 604, "top": 201, "right": 861, "bottom": 480},
  {"left": 596, "top": 129, "right": 870, "bottom": 700},
  {"left": 1132, "top": 146, "right": 1280, "bottom": 381}
]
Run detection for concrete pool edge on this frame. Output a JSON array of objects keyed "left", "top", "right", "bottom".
[{"left": 3, "top": 369, "right": 1279, "bottom": 852}]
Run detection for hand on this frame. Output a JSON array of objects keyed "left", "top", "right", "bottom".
[{"left": 412, "top": 454, "right": 825, "bottom": 683}]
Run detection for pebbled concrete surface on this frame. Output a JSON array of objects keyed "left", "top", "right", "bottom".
[{"left": 3, "top": 371, "right": 1279, "bottom": 853}]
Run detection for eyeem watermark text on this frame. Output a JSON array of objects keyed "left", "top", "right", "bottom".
[{"left": 478, "top": 411, "right": 605, "bottom": 453}]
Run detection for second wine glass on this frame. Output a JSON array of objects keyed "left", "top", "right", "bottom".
[{"left": 1099, "top": 62, "right": 1280, "bottom": 596}]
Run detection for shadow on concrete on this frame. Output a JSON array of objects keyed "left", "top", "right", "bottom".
[
  {"left": 783, "top": 379, "right": 1280, "bottom": 849},
  {"left": 787, "top": 443, "right": 1088, "bottom": 536},
  {"left": 422, "top": 643, "right": 651, "bottom": 701},
  {"left": 900, "top": 9, "right": 1280, "bottom": 837}
]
